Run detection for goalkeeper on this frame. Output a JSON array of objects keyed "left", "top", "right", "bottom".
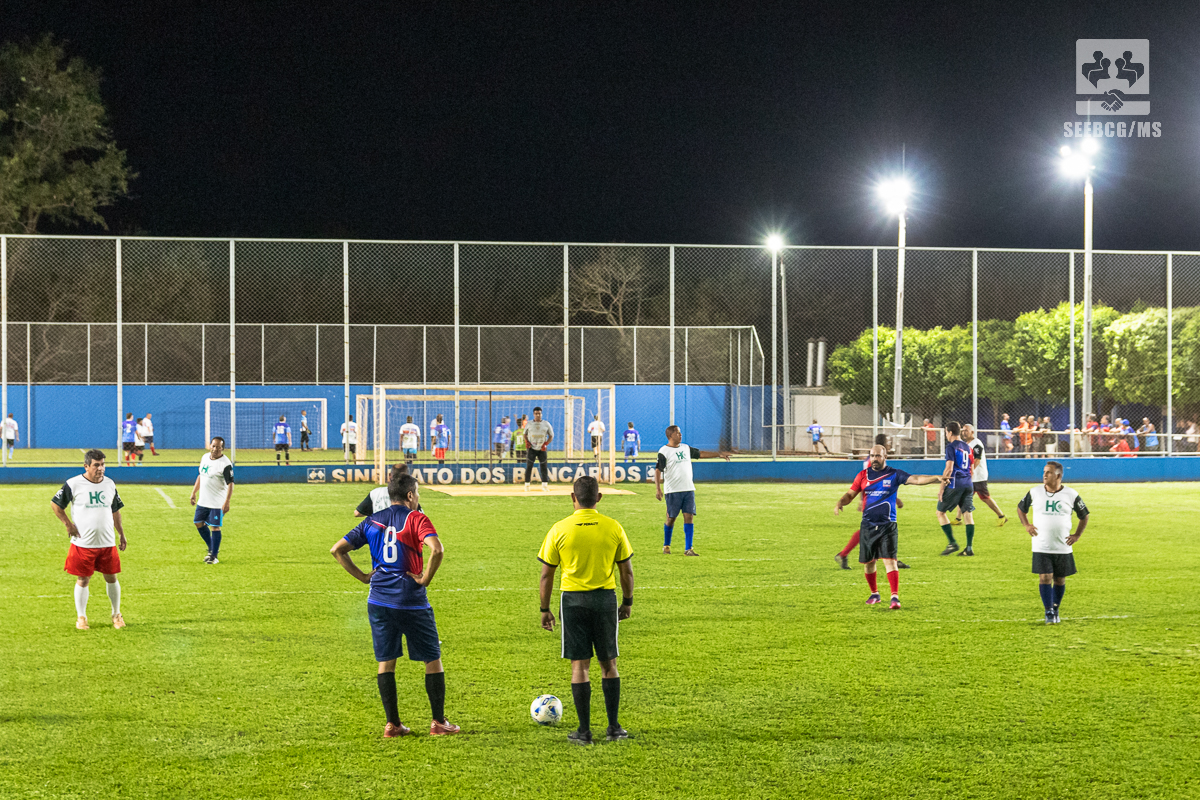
[{"left": 523, "top": 407, "right": 554, "bottom": 493}]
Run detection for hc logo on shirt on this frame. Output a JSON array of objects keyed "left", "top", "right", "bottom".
[
  {"left": 1045, "top": 500, "right": 1066, "bottom": 513},
  {"left": 88, "top": 491, "right": 106, "bottom": 505}
]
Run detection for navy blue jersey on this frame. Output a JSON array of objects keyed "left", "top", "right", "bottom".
[
  {"left": 945, "top": 440, "right": 974, "bottom": 490},
  {"left": 851, "top": 466, "right": 912, "bottom": 524},
  {"left": 343, "top": 505, "right": 438, "bottom": 610},
  {"left": 273, "top": 422, "right": 291, "bottom": 444}
]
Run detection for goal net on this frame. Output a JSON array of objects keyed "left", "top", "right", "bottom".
[
  {"left": 205, "top": 398, "right": 328, "bottom": 450},
  {"left": 356, "top": 384, "right": 617, "bottom": 483}
]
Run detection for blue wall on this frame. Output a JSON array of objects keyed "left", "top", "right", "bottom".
[{"left": 1, "top": 383, "right": 733, "bottom": 451}]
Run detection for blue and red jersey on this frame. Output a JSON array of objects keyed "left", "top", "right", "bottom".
[
  {"left": 850, "top": 466, "right": 912, "bottom": 524},
  {"left": 343, "top": 505, "right": 438, "bottom": 610},
  {"left": 945, "top": 440, "right": 974, "bottom": 490}
]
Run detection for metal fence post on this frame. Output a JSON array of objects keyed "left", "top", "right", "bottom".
[
  {"left": 633, "top": 327, "right": 638, "bottom": 385},
  {"left": 529, "top": 326, "right": 534, "bottom": 384},
  {"left": 1, "top": 235, "right": 6, "bottom": 466},
  {"left": 972, "top": 249, "right": 978, "bottom": 429},
  {"left": 343, "top": 241, "right": 350, "bottom": 433},
  {"left": 771, "top": 247, "right": 777, "bottom": 461},
  {"left": 229, "top": 240, "right": 236, "bottom": 461},
  {"left": 563, "top": 243, "right": 569, "bottom": 407},
  {"left": 872, "top": 248, "right": 878, "bottom": 440},
  {"left": 144, "top": 323, "right": 148, "bottom": 385},
  {"left": 1069, "top": 252, "right": 1076, "bottom": 455},
  {"left": 580, "top": 327, "right": 584, "bottom": 383},
  {"left": 454, "top": 243, "right": 460, "bottom": 463},
  {"left": 115, "top": 238, "right": 123, "bottom": 453},
  {"left": 669, "top": 246, "right": 675, "bottom": 425},
  {"left": 25, "top": 322, "right": 29, "bottom": 448},
  {"left": 1166, "top": 252, "right": 1173, "bottom": 455},
  {"left": 87, "top": 324, "right": 91, "bottom": 386},
  {"left": 201, "top": 324, "right": 206, "bottom": 385}
]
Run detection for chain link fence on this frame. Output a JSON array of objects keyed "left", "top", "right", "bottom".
[{"left": 2, "top": 235, "right": 1198, "bottom": 460}]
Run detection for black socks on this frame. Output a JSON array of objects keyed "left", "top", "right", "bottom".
[
  {"left": 601, "top": 677, "right": 621, "bottom": 729},
  {"left": 571, "top": 681, "right": 592, "bottom": 732},
  {"left": 425, "top": 671, "right": 446, "bottom": 723},
  {"left": 377, "top": 672, "right": 400, "bottom": 726}
]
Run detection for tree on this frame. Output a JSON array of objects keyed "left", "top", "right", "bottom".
[
  {"left": 1104, "top": 305, "right": 1200, "bottom": 412},
  {"left": 1010, "top": 302, "right": 1120, "bottom": 406},
  {"left": 956, "top": 319, "right": 1022, "bottom": 426},
  {"left": 825, "top": 325, "right": 963, "bottom": 421},
  {"left": 563, "top": 246, "right": 652, "bottom": 328},
  {"left": 0, "top": 35, "right": 134, "bottom": 233}
]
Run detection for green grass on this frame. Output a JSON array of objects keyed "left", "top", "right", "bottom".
[{"left": 1, "top": 480, "right": 1197, "bottom": 799}]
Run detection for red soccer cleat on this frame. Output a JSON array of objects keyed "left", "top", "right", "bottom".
[
  {"left": 865, "top": 593, "right": 881, "bottom": 605},
  {"left": 889, "top": 596, "right": 901, "bottom": 610},
  {"left": 383, "top": 722, "right": 410, "bottom": 738},
  {"left": 430, "top": 719, "right": 461, "bottom": 736}
]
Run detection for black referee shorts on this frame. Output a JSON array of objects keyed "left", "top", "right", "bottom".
[
  {"left": 526, "top": 448, "right": 548, "bottom": 482},
  {"left": 561, "top": 589, "right": 619, "bottom": 662}
]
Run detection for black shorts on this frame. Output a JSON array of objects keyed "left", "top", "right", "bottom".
[
  {"left": 526, "top": 448, "right": 548, "bottom": 479},
  {"left": 274, "top": 443, "right": 289, "bottom": 452},
  {"left": 144, "top": 436, "right": 153, "bottom": 445},
  {"left": 348, "top": 444, "right": 357, "bottom": 454},
  {"left": 1032, "top": 552, "right": 1077, "bottom": 578},
  {"left": 300, "top": 431, "right": 310, "bottom": 443},
  {"left": 123, "top": 442, "right": 135, "bottom": 453},
  {"left": 974, "top": 481, "right": 990, "bottom": 500},
  {"left": 591, "top": 436, "right": 601, "bottom": 448},
  {"left": 561, "top": 589, "right": 619, "bottom": 662},
  {"left": 368, "top": 603, "right": 441, "bottom": 663},
  {"left": 859, "top": 522, "right": 898, "bottom": 563},
  {"left": 938, "top": 486, "right": 975, "bottom": 514}
]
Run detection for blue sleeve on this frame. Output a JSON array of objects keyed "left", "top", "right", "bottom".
[
  {"left": 895, "top": 470, "right": 912, "bottom": 485},
  {"left": 945, "top": 443, "right": 954, "bottom": 461},
  {"left": 344, "top": 521, "right": 370, "bottom": 550}
]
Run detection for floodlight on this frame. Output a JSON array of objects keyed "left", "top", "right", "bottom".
[
  {"left": 766, "top": 234, "right": 784, "bottom": 253},
  {"left": 1081, "top": 136, "right": 1100, "bottom": 155},
  {"left": 877, "top": 178, "right": 911, "bottom": 215}
]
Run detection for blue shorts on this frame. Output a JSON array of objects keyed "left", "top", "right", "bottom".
[
  {"left": 368, "top": 603, "right": 441, "bottom": 663},
  {"left": 665, "top": 490, "right": 697, "bottom": 518},
  {"left": 403, "top": 448, "right": 417, "bottom": 458},
  {"left": 194, "top": 506, "right": 224, "bottom": 527},
  {"left": 623, "top": 446, "right": 638, "bottom": 457}
]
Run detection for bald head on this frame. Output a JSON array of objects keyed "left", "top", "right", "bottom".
[{"left": 869, "top": 444, "right": 886, "bottom": 471}]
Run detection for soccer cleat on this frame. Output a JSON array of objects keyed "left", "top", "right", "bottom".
[
  {"left": 835, "top": 554, "right": 849, "bottom": 570},
  {"left": 112, "top": 613, "right": 125, "bottom": 629},
  {"left": 896, "top": 560, "right": 910, "bottom": 569},
  {"left": 889, "top": 596, "right": 901, "bottom": 610},
  {"left": 997, "top": 516, "right": 1008, "bottom": 527},
  {"left": 662, "top": 546, "right": 671, "bottom": 555},
  {"left": 606, "top": 726, "right": 631, "bottom": 741},
  {"left": 951, "top": 518, "right": 964, "bottom": 526},
  {"left": 430, "top": 718, "right": 461, "bottom": 736},
  {"left": 567, "top": 729, "right": 593, "bottom": 745},
  {"left": 940, "top": 543, "right": 960, "bottom": 556},
  {"left": 76, "top": 616, "right": 89, "bottom": 630},
  {"left": 523, "top": 484, "right": 530, "bottom": 493},
  {"left": 866, "top": 593, "right": 882, "bottom": 605},
  {"left": 541, "top": 483, "right": 549, "bottom": 493},
  {"left": 207, "top": 556, "right": 220, "bottom": 565},
  {"left": 203, "top": 553, "right": 214, "bottom": 564},
  {"left": 1044, "top": 609, "right": 1055, "bottom": 625},
  {"left": 684, "top": 549, "right": 700, "bottom": 557},
  {"left": 1051, "top": 605, "right": 1061, "bottom": 624},
  {"left": 957, "top": 547, "right": 975, "bottom": 557},
  {"left": 383, "top": 721, "right": 411, "bottom": 738}
]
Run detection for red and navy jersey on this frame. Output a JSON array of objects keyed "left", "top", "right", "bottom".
[
  {"left": 851, "top": 466, "right": 912, "bottom": 524},
  {"left": 343, "top": 505, "right": 438, "bottom": 610},
  {"left": 945, "top": 440, "right": 974, "bottom": 490}
]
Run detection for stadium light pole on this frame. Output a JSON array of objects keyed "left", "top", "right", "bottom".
[
  {"left": 1060, "top": 140, "right": 1098, "bottom": 423},
  {"left": 767, "top": 234, "right": 783, "bottom": 460},
  {"left": 877, "top": 179, "right": 910, "bottom": 428}
]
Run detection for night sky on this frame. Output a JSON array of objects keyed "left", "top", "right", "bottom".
[{"left": 8, "top": 2, "right": 1200, "bottom": 249}]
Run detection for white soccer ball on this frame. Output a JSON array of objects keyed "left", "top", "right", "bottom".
[{"left": 530, "top": 694, "right": 563, "bottom": 726}]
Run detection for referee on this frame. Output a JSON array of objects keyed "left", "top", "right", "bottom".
[{"left": 538, "top": 476, "right": 634, "bottom": 745}]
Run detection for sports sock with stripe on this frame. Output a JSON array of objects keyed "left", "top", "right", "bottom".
[
  {"left": 684, "top": 523, "right": 694, "bottom": 550},
  {"left": 571, "top": 681, "right": 592, "bottom": 732},
  {"left": 965, "top": 524, "right": 975, "bottom": 548}
]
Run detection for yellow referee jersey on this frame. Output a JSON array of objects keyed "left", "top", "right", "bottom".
[{"left": 538, "top": 508, "right": 633, "bottom": 592}]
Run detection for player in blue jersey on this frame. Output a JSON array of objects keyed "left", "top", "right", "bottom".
[
  {"left": 331, "top": 469, "right": 460, "bottom": 738},
  {"left": 121, "top": 413, "right": 137, "bottom": 466},
  {"left": 835, "top": 444, "right": 946, "bottom": 609},
  {"left": 430, "top": 415, "right": 451, "bottom": 465},
  {"left": 493, "top": 416, "right": 511, "bottom": 462},
  {"left": 937, "top": 421, "right": 975, "bottom": 556},
  {"left": 621, "top": 422, "right": 640, "bottom": 463},
  {"left": 807, "top": 420, "right": 831, "bottom": 455},
  {"left": 272, "top": 416, "right": 292, "bottom": 466}
]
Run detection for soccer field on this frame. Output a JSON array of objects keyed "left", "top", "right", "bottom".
[{"left": 2, "top": 481, "right": 1197, "bottom": 799}]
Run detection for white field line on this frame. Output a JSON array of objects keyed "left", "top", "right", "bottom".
[{"left": 154, "top": 488, "right": 176, "bottom": 508}]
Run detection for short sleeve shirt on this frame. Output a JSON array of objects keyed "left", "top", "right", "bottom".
[
  {"left": 344, "top": 505, "right": 438, "bottom": 609},
  {"left": 1018, "top": 485, "right": 1088, "bottom": 553},
  {"left": 656, "top": 444, "right": 700, "bottom": 494},
  {"left": 52, "top": 475, "right": 124, "bottom": 548},
  {"left": 538, "top": 508, "right": 633, "bottom": 592},
  {"left": 197, "top": 454, "right": 234, "bottom": 508},
  {"left": 945, "top": 440, "right": 973, "bottom": 490},
  {"left": 850, "top": 466, "right": 912, "bottom": 524}
]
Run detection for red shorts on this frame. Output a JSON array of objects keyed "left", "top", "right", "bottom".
[
  {"left": 434, "top": 447, "right": 446, "bottom": 460},
  {"left": 64, "top": 544, "right": 121, "bottom": 577}
]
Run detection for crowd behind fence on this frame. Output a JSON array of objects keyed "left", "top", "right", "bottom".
[{"left": 2, "top": 235, "right": 1199, "bottom": 461}]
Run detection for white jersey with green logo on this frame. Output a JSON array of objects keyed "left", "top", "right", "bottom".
[
  {"left": 197, "top": 454, "right": 234, "bottom": 508},
  {"left": 52, "top": 475, "right": 124, "bottom": 548},
  {"left": 1018, "top": 484, "right": 1088, "bottom": 554}
]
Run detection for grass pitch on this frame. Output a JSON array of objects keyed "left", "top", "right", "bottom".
[{"left": 1, "top": 480, "right": 1197, "bottom": 799}]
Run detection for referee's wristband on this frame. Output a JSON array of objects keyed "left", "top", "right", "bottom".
[
  {"left": 621, "top": 597, "right": 632, "bottom": 607},
  {"left": 540, "top": 607, "right": 550, "bottom": 613}
]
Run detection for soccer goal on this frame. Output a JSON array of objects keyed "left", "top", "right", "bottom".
[
  {"left": 205, "top": 398, "right": 327, "bottom": 450},
  {"left": 356, "top": 384, "right": 617, "bottom": 483}
]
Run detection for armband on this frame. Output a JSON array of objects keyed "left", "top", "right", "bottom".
[
  {"left": 621, "top": 597, "right": 632, "bottom": 607},
  {"left": 540, "top": 607, "right": 550, "bottom": 613}
]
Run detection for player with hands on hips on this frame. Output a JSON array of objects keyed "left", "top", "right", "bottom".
[{"left": 654, "top": 425, "right": 730, "bottom": 556}]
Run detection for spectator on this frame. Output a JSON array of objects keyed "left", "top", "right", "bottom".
[
  {"left": 1000, "top": 413, "right": 1013, "bottom": 455},
  {"left": 1017, "top": 416, "right": 1034, "bottom": 457},
  {"left": 1137, "top": 418, "right": 1152, "bottom": 450},
  {"left": 1123, "top": 419, "right": 1139, "bottom": 454},
  {"left": 1145, "top": 423, "right": 1159, "bottom": 453},
  {"left": 1110, "top": 435, "right": 1134, "bottom": 457},
  {"left": 1188, "top": 420, "right": 1199, "bottom": 453},
  {"left": 1098, "top": 416, "right": 1113, "bottom": 453},
  {"left": 1041, "top": 416, "right": 1056, "bottom": 454},
  {"left": 923, "top": 419, "right": 937, "bottom": 458},
  {"left": 1085, "top": 413, "right": 1099, "bottom": 453}
]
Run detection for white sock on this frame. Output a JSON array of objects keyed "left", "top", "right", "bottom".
[
  {"left": 106, "top": 580, "right": 121, "bottom": 615},
  {"left": 74, "top": 584, "right": 89, "bottom": 617}
]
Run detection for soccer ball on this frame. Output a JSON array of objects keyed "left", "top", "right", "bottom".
[{"left": 530, "top": 694, "right": 563, "bottom": 726}]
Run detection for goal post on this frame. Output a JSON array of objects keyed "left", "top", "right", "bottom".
[
  {"left": 358, "top": 384, "right": 618, "bottom": 484},
  {"left": 205, "top": 398, "right": 327, "bottom": 450}
]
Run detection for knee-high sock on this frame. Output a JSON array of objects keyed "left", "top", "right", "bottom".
[
  {"left": 965, "top": 524, "right": 975, "bottom": 548},
  {"left": 663, "top": 524, "right": 673, "bottom": 547},
  {"left": 377, "top": 672, "right": 400, "bottom": 726},
  {"left": 838, "top": 529, "right": 861, "bottom": 558},
  {"left": 1038, "top": 583, "right": 1054, "bottom": 611},
  {"left": 571, "top": 681, "right": 592, "bottom": 732},
  {"left": 941, "top": 524, "right": 957, "bottom": 545},
  {"left": 684, "top": 523, "right": 695, "bottom": 550},
  {"left": 74, "top": 584, "right": 89, "bottom": 617},
  {"left": 106, "top": 580, "right": 121, "bottom": 615},
  {"left": 601, "top": 677, "right": 621, "bottom": 729},
  {"left": 886, "top": 569, "right": 899, "bottom": 596},
  {"left": 865, "top": 572, "right": 878, "bottom": 593},
  {"left": 425, "top": 671, "right": 447, "bottom": 723},
  {"left": 210, "top": 528, "right": 223, "bottom": 558},
  {"left": 197, "top": 525, "right": 213, "bottom": 550},
  {"left": 1053, "top": 583, "right": 1066, "bottom": 607}
]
